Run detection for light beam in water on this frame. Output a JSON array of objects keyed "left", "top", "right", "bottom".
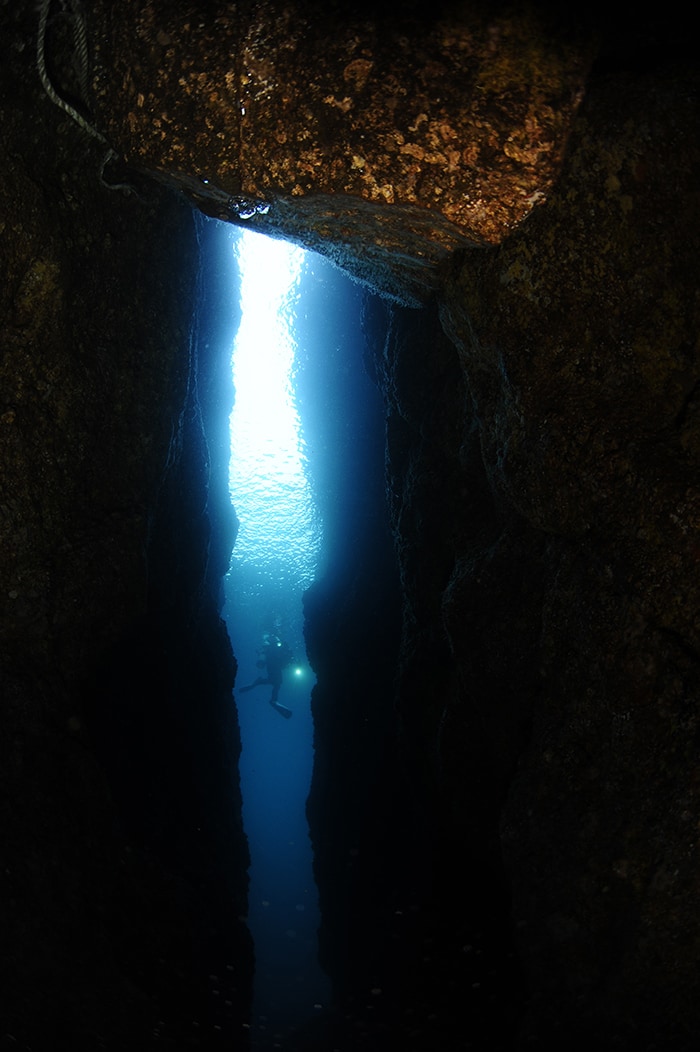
[
  {"left": 224, "top": 225, "right": 330, "bottom": 1039},
  {"left": 228, "top": 229, "right": 319, "bottom": 592}
]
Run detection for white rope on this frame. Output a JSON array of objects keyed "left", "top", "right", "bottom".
[
  {"left": 36, "top": 0, "right": 107, "bottom": 143},
  {"left": 36, "top": 1, "right": 140, "bottom": 195}
]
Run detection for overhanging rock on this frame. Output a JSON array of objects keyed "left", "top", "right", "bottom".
[{"left": 84, "top": 0, "right": 594, "bottom": 302}]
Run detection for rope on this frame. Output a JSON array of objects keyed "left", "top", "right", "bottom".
[
  {"left": 72, "top": 1, "right": 91, "bottom": 101},
  {"left": 37, "top": 0, "right": 140, "bottom": 196},
  {"left": 36, "top": 0, "right": 107, "bottom": 144}
]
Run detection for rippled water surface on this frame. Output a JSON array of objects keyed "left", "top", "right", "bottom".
[{"left": 228, "top": 229, "right": 320, "bottom": 595}]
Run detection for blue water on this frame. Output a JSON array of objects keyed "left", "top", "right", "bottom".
[
  {"left": 227, "top": 230, "right": 320, "bottom": 591},
  {"left": 221, "top": 228, "right": 330, "bottom": 1045}
]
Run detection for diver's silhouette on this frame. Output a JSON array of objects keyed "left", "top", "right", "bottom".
[{"left": 239, "top": 634, "right": 294, "bottom": 718}]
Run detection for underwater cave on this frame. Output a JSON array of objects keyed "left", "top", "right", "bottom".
[{"left": 2, "top": 3, "right": 700, "bottom": 1051}]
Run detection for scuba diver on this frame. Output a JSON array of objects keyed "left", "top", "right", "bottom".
[{"left": 238, "top": 633, "right": 294, "bottom": 718}]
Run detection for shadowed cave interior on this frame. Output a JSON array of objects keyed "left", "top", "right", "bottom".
[
  {"left": 75, "top": 215, "right": 524, "bottom": 1052},
  {"left": 202, "top": 221, "right": 522, "bottom": 1050},
  {"left": 1, "top": 3, "right": 699, "bottom": 1052}
]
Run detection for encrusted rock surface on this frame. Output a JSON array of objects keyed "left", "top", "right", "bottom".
[
  {"left": 1, "top": 5, "right": 250, "bottom": 1047},
  {"left": 303, "top": 14, "right": 700, "bottom": 1051},
  {"left": 1, "top": 1, "right": 699, "bottom": 1050},
  {"left": 88, "top": 0, "right": 593, "bottom": 302},
  {"left": 438, "top": 58, "right": 700, "bottom": 1045}
]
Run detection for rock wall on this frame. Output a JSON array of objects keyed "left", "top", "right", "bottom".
[
  {"left": 440, "top": 53, "right": 700, "bottom": 1047},
  {"left": 1, "top": 5, "right": 251, "bottom": 1047},
  {"left": 87, "top": 0, "right": 593, "bottom": 303},
  {"left": 303, "top": 294, "right": 529, "bottom": 1049},
  {"left": 1, "top": 2, "right": 699, "bottom": 1051},
  {"left": 303, "top": 15, "right": 700, "bottom": 1051}
]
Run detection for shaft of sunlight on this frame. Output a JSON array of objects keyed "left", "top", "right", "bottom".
[
  {"left": 224, "top": 225, "right": 330, "bottom": 1038},
  {"left": 228, "top": 230, "right": 320, "bottom": 591}
]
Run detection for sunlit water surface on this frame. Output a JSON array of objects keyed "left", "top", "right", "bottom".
[{"left": 228, "top": 230, "right": 320, "bottom": 593}]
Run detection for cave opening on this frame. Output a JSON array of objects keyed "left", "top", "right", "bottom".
[
  {"left": 220, "top": 226, "right": 329, "bottom": 1041},
  {"left": 211, "top": 217, "right": 402, "bottom": 1048},
  {"left": 214, "top": 219, "right": 402, "bottom": 1047}
]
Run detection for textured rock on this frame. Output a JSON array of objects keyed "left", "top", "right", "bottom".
[
  {"left": 88, "top": 0, "right": 593, "bottom": 302},
  {"left": 439, "top": 54, "right": 700, "bottom": 1048},
  {"left": 2, "top": 1, "right": 699, "bottom": 1050},
  {"left": 1, "top": 5, "right": 250, "bottom": 1047},
  {"left": 303, "top": 16, "right": 700, "bottom": 1050}
]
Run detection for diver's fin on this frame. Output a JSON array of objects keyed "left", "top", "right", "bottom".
[
  {"left": 240, "top": 677, "right": 265, "bottom": 693},
  {"left": 271, "top": 702, "right": 293, "bottom": 719}
]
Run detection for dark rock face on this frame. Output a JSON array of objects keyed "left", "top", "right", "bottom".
[
  {"left": 2, "top": 2, "right": 699, "bottom": 1051},
  {"left": 440, "top": 60, "right": 700, "bottom": 1047},
  {"left": 1, "top": 6, "right": 250, "bottom": 1047},
  {"left": 301, "top": 296, "right": 529, "bottom": 1049},
  {"left": 301, "top": 17, "right": 700, "bottom": 1050}
]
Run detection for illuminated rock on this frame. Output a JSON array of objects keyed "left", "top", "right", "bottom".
[{"left": 89, "top": 0, "right": 593, "bottom": 301}]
